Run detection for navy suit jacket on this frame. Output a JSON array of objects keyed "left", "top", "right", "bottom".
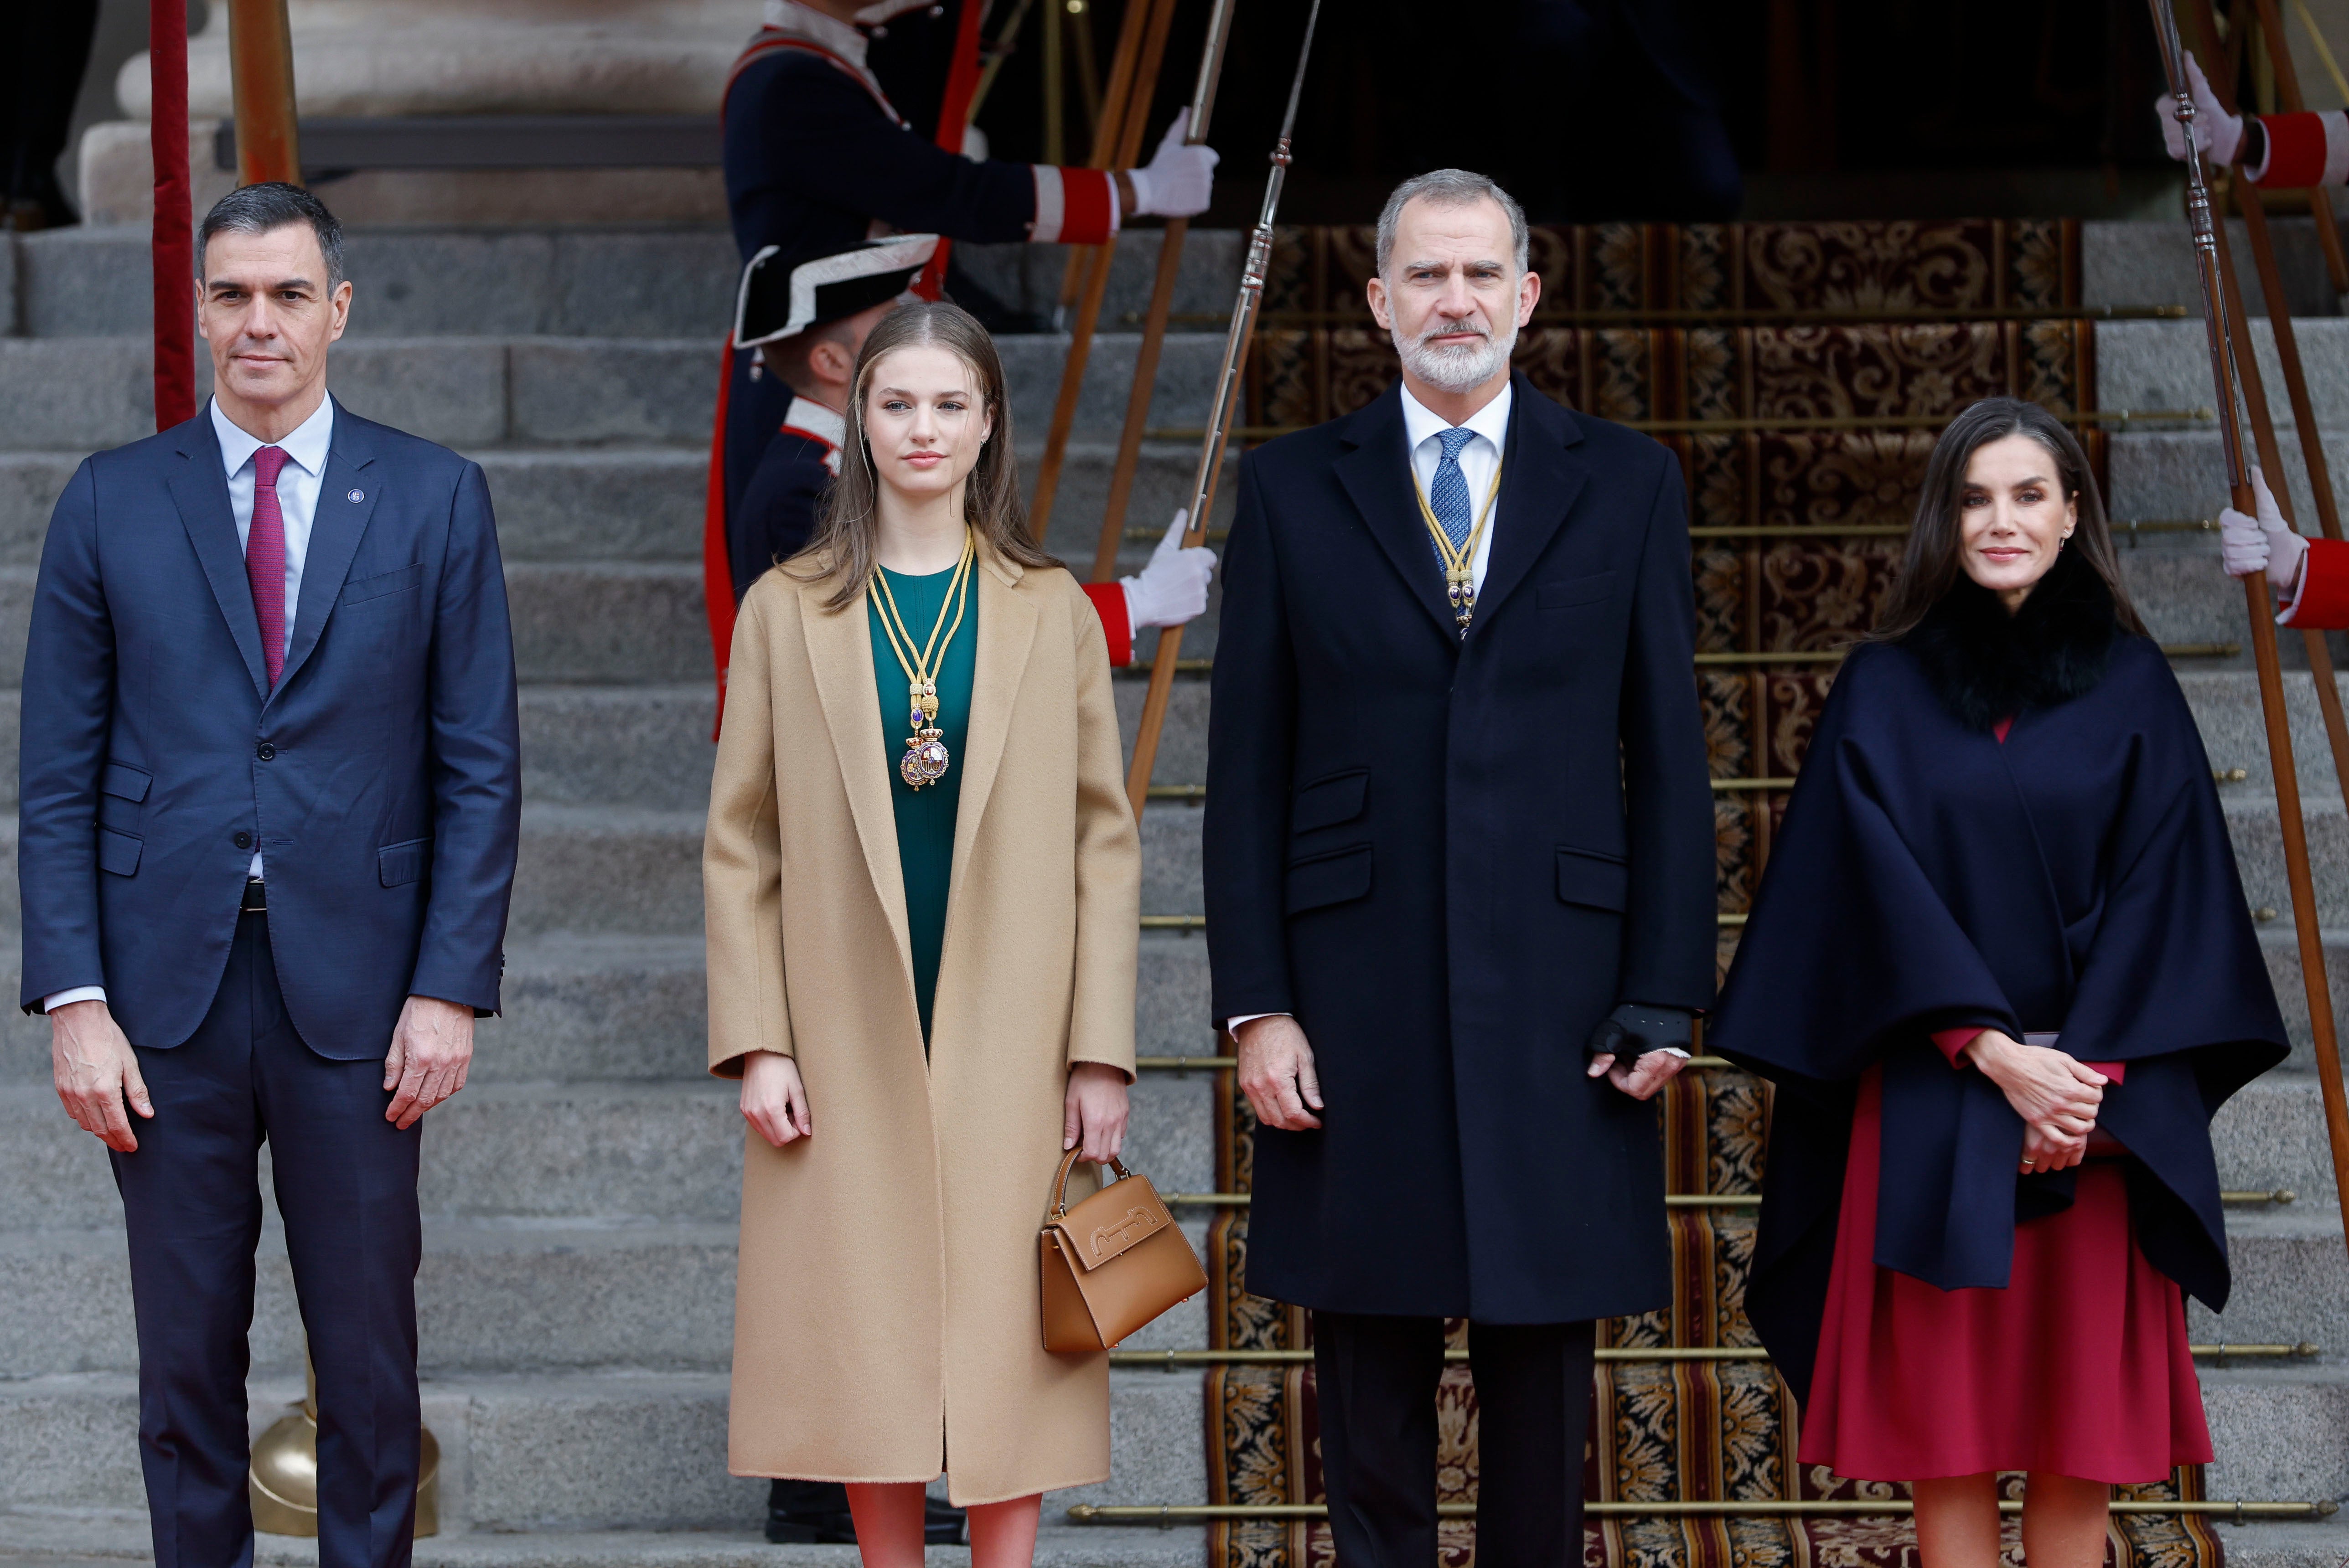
[
  {"left": 19, "top": 399, "right": 521, "bottom": 1058},
  {"left": 1201, "top": 375, "right": 1717, "bottom": 1321}
]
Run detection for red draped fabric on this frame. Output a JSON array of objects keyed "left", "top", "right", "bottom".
[{"left": 150, "top": 0, "right": 196, "bottom": 430}]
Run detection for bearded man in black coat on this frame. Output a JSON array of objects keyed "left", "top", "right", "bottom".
[{"left": 1202, "top": 169, "right": 1717, "bottom": 1567}]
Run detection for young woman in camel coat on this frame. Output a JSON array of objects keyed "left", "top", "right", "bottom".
[{"left": 704, "top": 300, "right": 1141, "bottom": 1568}]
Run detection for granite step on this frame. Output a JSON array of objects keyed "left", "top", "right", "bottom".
[
  {"left": 2099, "top": 319, "right": 2349, "bottom": 433},
  {"left": 0, "top": 1075, "right": 1217, "bottom": 1238},
  {"left": 0, "top": 927, "right": 1223, "bottom": 1092},
  {"left": 0, "top": 1368, "right": 1210, "bottom": 1529},
  {"left": 0, "top": 336, "right": 1231, "bottom": 454},
  {"left": 504, "top": 802, "right": 1206, "bottom": 939},
  {"left": 0, "top": 1517, "right": 1210, "bottom": 1568},
  {"left": 1, "top": 227, "right": 1243, "bottom": 343},
  {"left": 0, "top": 1359, "right": 2336, "bottom": 1532},
  {"left": 0, "top": 442, "right": 1238, "bottom": 575}
]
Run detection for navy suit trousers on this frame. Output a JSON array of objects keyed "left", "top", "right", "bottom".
[
  {"left": 111, "top": 909, "right": 423, "bottom": 1568},
  {"left": 1311, "top": 1312, "right": 1596, "bottom": 1568}
]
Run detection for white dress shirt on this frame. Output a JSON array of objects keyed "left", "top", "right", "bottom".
[
  {"left": 1399, "top": 379, "right": 1511, "bottom": 593},
  {"left": 42, "top": 396, "right": 333, "bottom": 1015}
]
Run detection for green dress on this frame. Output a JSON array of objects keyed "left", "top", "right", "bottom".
[{"left": 868, "top": 562, "right": 977, "bottom": 1048}]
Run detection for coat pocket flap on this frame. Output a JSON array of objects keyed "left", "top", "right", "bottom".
[
  {"left": 1285, "top": 844, "right": 1372, "bottom": 914},
  {"left": 1556, "top": 846, "right": 1628, "bottom": 911},
  {"left": 98, "top": 828, "right": 142, "bottom": 876},
  {"left": 100, "top": 762, "right": 152, "bottom": 802},
  {"left": 1537, "top": 571, "right": 1619, "bottom": 610},
  {"left": 378, "top": 836, "right": 432, "bottom": 887},
  {"left": 341, "top": 562, "right": 425, "bottom": 606},
  {"left": 1053, "top": 1176, "right": 1175, "bottom": 1272},
  {"left": 1290, "top": 768, "right": 1369, "bottom": 833}
]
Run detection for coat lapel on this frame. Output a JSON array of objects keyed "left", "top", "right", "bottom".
[
  {"left": 1469, "top": 375, "right": 1589, "bottom": 635},
  {"left": 1332, "top": 386, "right": 1462, "bottom": 646},
  {"left": 947, "top": 551, "right": 1040, "bottom": 897},
  {"left": 801, "top": 578, "right": 916, "bottom": 989},
  {"left": 275, "top": 399, "right": 380, "bottom": 699},
  {"left": 167, "top": 415, "right": 271, "bottom": 700}
]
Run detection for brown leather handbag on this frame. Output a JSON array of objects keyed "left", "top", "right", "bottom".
[{"left": 1039, "top": 1150, "right": 1208, "bottom": 1352}]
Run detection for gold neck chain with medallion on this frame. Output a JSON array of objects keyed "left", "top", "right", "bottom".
[
  {"left": 1412, "top": 459, "right": 1503, "bottom": 633},
  {"left": 871, "top": 527, "right": 976, "bottom": 790}
]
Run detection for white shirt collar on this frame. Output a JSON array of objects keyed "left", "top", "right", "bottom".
[
  {"left": 762, "top": 0, "right": 870, "bottom": 68},
  {"left": 1399, "top": 378, "right": 1513, "bottom": 458},
  {"left": 211, "top": 394, "right": 335, "bottom": 481},
  {"left": 782, "top": 395, "right": 848, "bottom": 450}
]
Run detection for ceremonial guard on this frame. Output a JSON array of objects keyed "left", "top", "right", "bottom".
[
  {"left": 709, "top": 0, "right": 1218, "bottom": 694},
  {"left": 720, "top": 239, "right": 1217, "bottom": 693}
]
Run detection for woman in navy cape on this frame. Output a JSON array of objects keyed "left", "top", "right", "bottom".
[{"left": 1709, "top": 398, "right": 2287, "bottom": 1568}]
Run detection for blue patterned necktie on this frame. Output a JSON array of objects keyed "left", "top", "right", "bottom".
[{"left": 1428, "top": 426, "right": 1477, "bottom": 565}]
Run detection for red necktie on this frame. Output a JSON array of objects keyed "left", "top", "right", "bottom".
[{"left": 248, "top": 445, "right": 289, "bottom": 688}]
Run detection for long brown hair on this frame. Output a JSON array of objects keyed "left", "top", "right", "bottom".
[
  {"left": 791, "top": 299, "right": 1058, "bottom": 610},
  {"left": 1869, "top": 397, "right": 2146, "bottom": 640}
]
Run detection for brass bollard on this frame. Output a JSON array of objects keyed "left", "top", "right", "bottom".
[{"left": 250, "top": 1349, "right": 440, "bottom": 1537}]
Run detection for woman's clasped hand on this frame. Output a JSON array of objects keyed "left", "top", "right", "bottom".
[{"left": 1964, "top": 1030, "right": 2107, "bottom": 1173}]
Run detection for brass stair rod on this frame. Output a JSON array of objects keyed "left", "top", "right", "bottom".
[
  {"left": 2155, "top": 0, "right": 2349, "bottom": 1261},
  {"left": 1106, "top": 1343, "right": 2319, "bottom": 1367},
  {"left": 1090, "top": 0, "right": 1240, "bottom": 584},
  {"left": 1247, "top": 305, "right": 2193, "bottom": 325},
  {"left": 1030, "top": 0, "right": 1180, "bottom": 538},
  {"left": 1067, "top": 1500, "right": 2341, "bottom": 1523},
  {"left": 1161, "top": 1189, "right": 2294, "bottom": 1207},
  {"left": 1134, "top": 1055, "right": 1740, "bottom": 1070},
  {"left": 1147, "top": 410, "right": 2213, "bottom": 441}
]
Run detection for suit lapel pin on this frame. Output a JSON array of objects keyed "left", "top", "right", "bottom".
[{"left": 347, "top": 488, "right": 365, "bottom": 503}]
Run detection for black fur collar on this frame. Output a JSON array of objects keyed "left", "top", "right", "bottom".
[{"left": 1895, "top": 548, "right": 2121, "bottom": 732}]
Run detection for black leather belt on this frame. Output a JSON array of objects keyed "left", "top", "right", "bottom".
[{"left": 241, "top": 878, "right": 267, "bottom": 913}]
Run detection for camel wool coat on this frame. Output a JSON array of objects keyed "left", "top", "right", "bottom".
[{"left": 704, "top": 540, "right": 1141, "bottom": 1505}]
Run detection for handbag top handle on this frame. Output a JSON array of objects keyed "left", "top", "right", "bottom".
[{"left": 1047, "top": 1148, "right": 1135, "bottom": 1220}]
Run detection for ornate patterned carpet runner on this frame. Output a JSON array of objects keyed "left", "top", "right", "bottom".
[{"left": 1206, "top": 220, "right": 2222, "bottom": 1568}]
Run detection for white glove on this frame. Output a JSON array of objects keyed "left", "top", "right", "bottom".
[
  {"left": 1125, "top": 110, "right": 1219, "bottom": 220},
  {"left": 2220, "top": 466, "right": 2308, "bottom": 591},
  {"left": 1121, "top": 508, "right": 1216, "bottom": 630},
  {"left": 2155, "top": 52, "right": 2245, "bottom": 166}
]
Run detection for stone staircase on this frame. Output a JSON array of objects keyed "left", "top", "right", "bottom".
[{"left": 0, "top": 220, "right": 2344, "bottom": 1568}]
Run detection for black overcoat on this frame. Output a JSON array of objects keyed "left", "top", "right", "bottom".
[
  {"left": 1202, "top": 376, "right": 1718, "bottom": 1323},
  {"left": 1707, "top": 630, "right": 2288, "bottom": 1403}
]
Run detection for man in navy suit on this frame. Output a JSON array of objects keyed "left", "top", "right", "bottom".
[
  {"left": 1203, "top": 170, "right": 1717, "bottom": 1567},
  {"left": 21, "top": 182, "right": 520, "bottom": 1568}
]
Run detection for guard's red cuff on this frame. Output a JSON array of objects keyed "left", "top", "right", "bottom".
[
  {"left": 1081, "top": 580, "right": 1133, "bottom": 666},
  {"left": 2252, "top": 110, "right": 2349, "bottom": 187},
  {"left": 1031, "top": 166, "right": 1117, "bottom": 244},
  {"left": 2281, "top": 538, "right": 2349, "bottom": 628}
]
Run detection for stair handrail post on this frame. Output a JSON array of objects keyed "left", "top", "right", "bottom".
[
  {"left": 1124, "top": 0, "right": 1322, "bottom": 818},
  {"left": 227, "top": 0, "right": 302, "bottom": 186},
  {"left": 2184, "top": 0, "right": 2349, "bottom": 826},
  {"left": 1088, "top": 0, "right": 1239, "bottom": 583},
  {"left": 2151, "top": 0, "right": 2349, "bottom": 1235},
  {"left": 1028, "top": 0, "right": 1185, "bottom": 544}
]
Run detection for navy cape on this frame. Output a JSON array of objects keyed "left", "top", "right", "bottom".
[{"left": 1707, "top": 633, "right": 2287, "bottom": 1404}]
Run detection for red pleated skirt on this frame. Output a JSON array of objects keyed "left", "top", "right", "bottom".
[{"left": 1796, "top": 1065, "right": 2212, "bottom": 1483}]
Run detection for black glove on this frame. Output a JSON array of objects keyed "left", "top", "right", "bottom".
[{"left": 1585, "top": 1003, "right": 1692, "bottom": 1061}]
